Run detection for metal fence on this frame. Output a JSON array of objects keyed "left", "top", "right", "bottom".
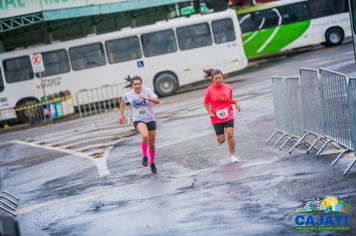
[
  {"left": 1, "top": 94, "right": 75, "bottom": 126},
  {"left": 289, "top": 69, "right": 325, "bottom": 154},
  {"left": 268, "top": 68, "right": 356, "bottom": 175},
  {"left": 266, "top": 76, "right": 309, "bottom": 150},
  {"left": 76, "top": 83, "right": 128, "bottom": 128}
]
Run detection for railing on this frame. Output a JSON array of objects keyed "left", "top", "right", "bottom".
[
  {"left": 76, "top": 83, "right": 130, "bottom": 128},
  {"left": 267, "top": 68, "right": 356, "bottom": 175}
]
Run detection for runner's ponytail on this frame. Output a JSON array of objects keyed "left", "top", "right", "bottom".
[{"left": 203, "top": 69, "right": 223, "bottom": 80}]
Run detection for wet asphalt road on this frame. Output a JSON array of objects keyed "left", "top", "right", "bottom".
[{"left": 1, "top": 42, "right": 356, "bottom": 235}]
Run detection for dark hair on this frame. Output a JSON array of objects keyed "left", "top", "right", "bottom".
[
  {"left": 203, "top": 69, "right": 223, "bottom": 80},
  {"left": 124, "top": 75, "right": 143, "bottom": 88}
]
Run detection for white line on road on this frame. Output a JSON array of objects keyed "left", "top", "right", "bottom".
[{"left": 13, "top": 140, "right": 112, "bottom": 177}]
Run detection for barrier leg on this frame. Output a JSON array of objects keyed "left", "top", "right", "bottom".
[
  {"left": 306, "top": 137, "right": 323, "bottom": 154},
  {"left": 273, "top": 134, "right": 288, "bottom": 148},
  {"left": 315, "top": 140, "right": 332, "bottom": 157},
  {"left": 0, "top": 195, "right": 17, "bottom": 206},
  {"left": 331, "top": 149, "right": 351, "bottom": 166},
  {"left": 279, "top": 136, "right": 295, "bottom": 150},
  {"left": 344, "top": 159, "right": 356, "bottom": 175},
  {"left": 0, "top": 200, "right": 16, "bottom": 210},
  {"left": 289, "top": 132, "right": 310, "bottom": 154},
  {"left": 1, "top": 191, "right": 20, "bottom": 201},
  {"left": 0, "top": 206, "right": 16, "bottom": 216},
  {"left": 266, "top": 130, "right": 282, "bottom": 143}
]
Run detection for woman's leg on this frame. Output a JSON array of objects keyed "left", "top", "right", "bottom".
[
  {"left": 214, "top": 123, "right": 226, "bottom": 144},
  {"left": 148, "top": 130, "right": 156, "bottom": 164},
  {"left": 217, "top": 134, "right": 225, "bottom": 144},
  {"left": 136, "top": 122, "right": 149, "bottom": 166},
  {"left": 226, "top": 127, "right": 236, "bottom": 156}
]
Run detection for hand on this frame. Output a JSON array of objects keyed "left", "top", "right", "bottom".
[
  {"left": 139, "top": 95, "right": 148, "bottom": 101},
  {"left": 209, "top": 112, "right": 216, "bottom": 119},
  {"left": 235, "top": 101, "right": 241, "bottom": 112},
  {"left": 119, "top": 115, "right": 126, "bottom": 124}
]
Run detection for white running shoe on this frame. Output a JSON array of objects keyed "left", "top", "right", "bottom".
[{"left": 230, "top": 155, "right": 239, "bottom": 163}]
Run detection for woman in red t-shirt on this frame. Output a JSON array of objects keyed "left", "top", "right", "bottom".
[{"left": 203, "top": 69, "right": 241, "bottom": 163}]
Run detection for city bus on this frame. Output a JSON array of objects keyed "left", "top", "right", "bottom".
[
  {"left": 348, "top": 0, "right": 356, "bottom": 61},
  {"left": 236, "top": 0, "right": 351, "bottom": 58},
  {"left": 0, "top": 9, "right": 248, "bottom": 123}
]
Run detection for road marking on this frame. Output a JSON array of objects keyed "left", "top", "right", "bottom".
[{"left": 13, "top": 139, "right": 120, "bottom": 177}]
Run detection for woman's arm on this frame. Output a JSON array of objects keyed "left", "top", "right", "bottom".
[
  {"left": 118, "top": 99, "right": 127, "bottom": 123},
  {"left": 204, "top": 103, "right": 215, "bottom": 118},
  {"left": 145, "top": 96, "right": 160, "bottom": 104}
]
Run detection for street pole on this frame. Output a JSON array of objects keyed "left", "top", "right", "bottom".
[{"left": 40, "top": 72, "right": 51, "bottom": 121}]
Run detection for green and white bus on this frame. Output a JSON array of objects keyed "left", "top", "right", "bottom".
[{"left": 237, "top": 0, "right": 351, "bottom": 58}]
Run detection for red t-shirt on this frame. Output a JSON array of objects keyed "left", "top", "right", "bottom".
[{"left": 204, "top": 83, "right": 235, "bottom": 124}]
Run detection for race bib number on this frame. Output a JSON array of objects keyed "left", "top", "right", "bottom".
[
  {"left": 135, "top": 107, "right": 148, "bottom": 117},
  {"left": 216, "top": 108, "right": 228, "bottom": 119}
]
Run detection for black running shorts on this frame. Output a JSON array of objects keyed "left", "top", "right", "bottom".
[
  {"left": 213, "top": 119, "right": 234, "bottom": 136},
  {"left": 133, "top": 121, "right": 157, "bottom": 131}
]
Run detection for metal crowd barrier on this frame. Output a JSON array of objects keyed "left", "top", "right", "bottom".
[
  {"left": 76, "top": 83, "right": 127, "bottom": 128},
  {"left": 266, "top": 77, "right": 286, "bottom": 145},
  {"left": 268, "top": 68, "right": 356, "bottom": 174},
  {"left": 344, "top": 77, "right": 356, "bottom": 174},
  {"left": 266, "top": 76, "right": 310, "bottom": 150},
  {"left": 0, "top": 177, "right": 19, "bottom": 216},
  {"left": 289, "top": 69, "right": 326, "bottom": 154},
  {"left": 318, "top": 69, "right": 353, "bottom": 163}
]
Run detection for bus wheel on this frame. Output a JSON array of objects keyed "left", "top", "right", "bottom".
[
  {"left": 325, "top": 28, "right": 344, "bottom": 46},
  {"left": 16, "top": 99, "right": 40, "bottom": 123},
  {"left": 154, "top": 72, "right": 178, "bottom": 97}
]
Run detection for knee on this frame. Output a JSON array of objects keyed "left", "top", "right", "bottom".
[
  {"left": 227, "top": 133, "right": 235, "bottom": 141},
  {"left": 217, "top": 137, "right": 225, "bottom": 144},
  {"left": 149, "top": 144, "right": 155, "bottom": 150},
  {"left": 142, "top": 135, "right": 148, "bottom": 143}
]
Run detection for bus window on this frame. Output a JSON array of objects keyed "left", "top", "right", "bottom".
[
  {"left": 105, "top": 36, "right": 142, "bottom": 63},
  {"left": 37, "top": 49, "right": 70, "bottom": 77},
  {"left": 69, "top": 43, "right": 106, "bottom": 71},
  {"left": 212, "top": 18, "right": 236, "bottom": 44},
  {"left": 177, "top": 23, "right": 212, "bottom": 50},
  {"left": 3, "top": 56, "right": 34, "bottom": 84},
  {"left": 280, "top": 2, "right": 309, "bottom": 25},
  {"left": 141, "top": 30, "right": 177, "bottom": 57},
  {"left": 238, "top": 13, "right": 259, "bottom": 33},
  {"left": 309, "top": 0, "right": 347, "bottom": 19},
  {"left": 0, "top": 67, "right": 4, "bottom": 92},
  {"left": 256, "top": 9, "right": 280, "bottom": 30}
]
